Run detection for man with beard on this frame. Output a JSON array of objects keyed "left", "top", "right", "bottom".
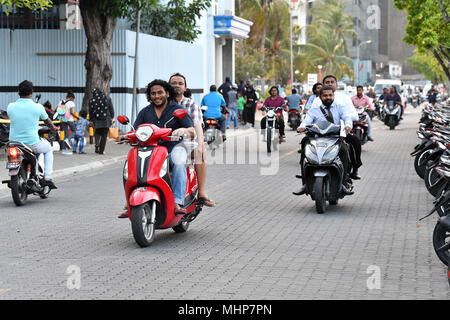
[
  {"left": 169, "top": 72, "right": 215, "bottom": 207},
  {"left": 309, "top": 75, "right": 362, "bottom": 179},
  {"left": 294, "top": 86, "right": 354, "bottom": 196},
  {"left": 117, "top": 79, "right": 194, "bottom": 216}
]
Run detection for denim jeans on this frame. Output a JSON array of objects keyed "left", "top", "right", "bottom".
[
  {"left": 169, "top": 145, "right": 188, "bottom": 205},
  {"left": 73, "top": 134, "right": 85, "bottom": 153},
  {"left": 226, "top": 107, "right": 238, "bottom": 128},
  {"left": 30, "top": 138, "right": 53, "bottom": 179}
]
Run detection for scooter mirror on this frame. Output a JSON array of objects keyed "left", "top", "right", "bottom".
[
  {"left": 35, "top": 94, "right": 41, "bottom": 103},
  {"left": 173, "top": 109, "right": 187, "bottom": 119},
  {"left": 117, "top": 115, "right": 130, "bottom": 125},
  {"left": 52, "top": 112, "right": 59, "bottom": 121}
]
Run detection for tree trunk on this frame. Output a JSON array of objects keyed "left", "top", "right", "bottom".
[
  {"left": 432, "top": 49, "right": 450, "bottom": 82},
  {"left": 79, "top": 2, "right": 118, "bottom": 112}
]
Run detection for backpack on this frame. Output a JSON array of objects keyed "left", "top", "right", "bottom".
[
  {"left": 56, "top": 100, "right": 71, "bottom": 122},
  {"left": 89, "top": 92, "right": 108, "bottom": 121}
]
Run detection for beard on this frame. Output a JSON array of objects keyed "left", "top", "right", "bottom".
[
  {"left": 153, "top": 97, "right": 167, "bottom": 109},
  {"left": 322, "top": 99, "right": 333, "bottom": 107}
]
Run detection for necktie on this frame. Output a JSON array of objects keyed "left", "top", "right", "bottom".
[{"left": 320, "top": 105, "right": 334, "bottom": 124}]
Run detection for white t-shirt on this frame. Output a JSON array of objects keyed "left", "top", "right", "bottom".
[{"left": 63, "top": 100, "right": 75, "bottom": 122}]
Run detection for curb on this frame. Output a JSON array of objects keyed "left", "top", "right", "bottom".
[{"left": 0, "top": 155, "right": 127, "bottom": 192}]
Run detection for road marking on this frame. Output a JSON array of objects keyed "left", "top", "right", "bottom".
[{"left": 0, "top": 288, "right": 11, "bottom": 295}]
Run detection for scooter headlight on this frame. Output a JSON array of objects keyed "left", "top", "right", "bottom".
[
  {"left": 321, "top": 144, "right": 340, "bottom": 164},
  {"left": 135, "top": 126, "right": 153, "bottom": 142},
  {"left": 123, "top": 161, "right": 128, "bottom": 180},
  {"left": 267, "top": 110, "right": 275, "bottom": 117},
  {"left": 160, "top": 158, "right": 168, "bottom": 178},
  {"left": 305, "top": 144, "right": 318, "bottom": 164}
]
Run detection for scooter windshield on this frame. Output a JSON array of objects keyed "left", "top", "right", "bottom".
[{"left": 307, "top": 120, "right": 341, "bottom": 136}]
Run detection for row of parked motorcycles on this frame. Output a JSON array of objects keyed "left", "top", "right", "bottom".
[{"left": 410, "top": 101, "right": 450, "bottom": 283}]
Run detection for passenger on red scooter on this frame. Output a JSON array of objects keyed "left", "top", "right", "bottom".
[{"left": 117, "top": 80, "right": 195, "bottom": 216}]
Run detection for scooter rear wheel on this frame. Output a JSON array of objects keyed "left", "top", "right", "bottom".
[
  {"left": 131, "top": 202, "right": 156, "bottom": 247},
  {"left": 11, "top": 167, "right": 27, "bottom": 206}
]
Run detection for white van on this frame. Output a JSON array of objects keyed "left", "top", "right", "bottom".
[
  {"left": 374, "top": 79, "right": 402, "bottom": 96},
  {"left": 374, "top": 79, "right": 406, "bottom": 106}
]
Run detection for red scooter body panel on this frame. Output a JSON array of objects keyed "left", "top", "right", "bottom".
[{"left": 129, "top": 187, "right": 160, "bottom": 207}]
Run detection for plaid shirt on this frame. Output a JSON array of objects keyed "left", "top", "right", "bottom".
[{"left": 179, "top": 97, "right": 203, "bottom": 122}]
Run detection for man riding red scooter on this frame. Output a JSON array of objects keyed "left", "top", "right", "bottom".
[{"left": 117, "top": 79, "right": 202, "bottom": 247}]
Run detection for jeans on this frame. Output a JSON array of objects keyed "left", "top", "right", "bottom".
[
  {"left": 30, "top": 138, "right": 53, "bottom": 179},
  {"left": 94, "top": 127, "right": 109, "bottom": 154},
  {"left": 169, "top": 145, "right": 188, "bottom": 205},
  {"left": 73, "top": 134, "right": 85, "bottom": 153},
  {"left": 226, "top": 107, "right": 238, "bottom": 128},
  {"left": 216, "top": 115, "right": 227, "bottom": 133},
  {"left": 60, "top": 121, "right": 76, "bottom": 149}
]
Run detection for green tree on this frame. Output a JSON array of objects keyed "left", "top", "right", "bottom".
[
  {"left": 407, "top": 50, "right": 447, "bottom": 82},
  {"left": 0, "top": 0, "right": 52, "bottom": 12},
  {"left": 130, "top": 0, "right": 211, "bottom": 43},
  {"left": 393, "top": 0, "right": 450, "bottom": 81}
]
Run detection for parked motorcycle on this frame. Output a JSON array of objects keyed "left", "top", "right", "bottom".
[
  {"left": 261, "top": 106, "right": 284, "bottom": 153},
  {"left": 117, "top": 111, "right": 203, "bottom": 247},
  {"left": 0, "top": 110, "right": 9, "bottom": 148},
  {"left": 1, "top": 127, "right": 54, "bottom": 206},
  {"left": 351, "top": 108, "right": 369, "bottom": 145},
  {"left": 297, "top": 120, "right": 353, "bottom": 214},
  {"left": 382, "top": 100, "right": 402, "bottom": 130}
]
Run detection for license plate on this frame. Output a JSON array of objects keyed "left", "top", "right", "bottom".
[
  {"left": 316, "top": 142, "right": 327, "bottom": 147},
  {"left": 6, "top": 162, "right": 20, "bottom": 169}
]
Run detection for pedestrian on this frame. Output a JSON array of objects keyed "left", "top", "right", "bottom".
[
  {"left": 57, "top": 91, "right": 78, "bottom": 155},
  {"left": 88, "top": 88, "right": 115, "bottom": 155},
  {"left": 72, "top": 109, "right": 91, "bottom": 154},
  {"left": 236, "top": 91, "right": 245, "bottom": 123},
  {"left": 243, "top": 84, "right": 257, "bottom": 127},
  {"left": 237, "top": 79, "right": 246, "bottom": 96},
  {"left": 218, "top": 76, "right": 232, "bottom": 105},
  {"left": 226, "top": 85, "right": 238, "bottom": 129}
]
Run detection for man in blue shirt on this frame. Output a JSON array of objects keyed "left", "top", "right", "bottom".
[
  {"left": 286, "top": 88, "right": 302, "bottom": 111},
  {"left": 7, "top": 80, "right": 58, "bottom": 189},
  {"left": 304, "top": 82, "right": 323, "bottom": 112},
  {"left": 201, "top": 85, "right": 227, "bottom": 140},
  {"left": 294, "top": 86, "right": 353, "bottom": 196},
  {"left": 117, "top": 79, "right": 194, "bottom": 216}
]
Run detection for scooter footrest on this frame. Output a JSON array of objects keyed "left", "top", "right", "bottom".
[
  {"left": 295, "top": 175, "right": 302, "bottom": 179},
  {"left": 1, "top": 180, "right": 10, "bottom": 184}
]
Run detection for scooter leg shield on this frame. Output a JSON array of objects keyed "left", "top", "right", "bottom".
[{"left": 129, "top": 187, "right": 161, "bottom": 207}]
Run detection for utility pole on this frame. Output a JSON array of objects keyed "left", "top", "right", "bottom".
[{"left": 131, "top": 2, "right": 141, "bottom": 124}]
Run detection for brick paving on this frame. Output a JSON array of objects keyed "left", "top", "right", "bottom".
[{"left": 0, "top": 107, "right": 448, "bottom": 299}]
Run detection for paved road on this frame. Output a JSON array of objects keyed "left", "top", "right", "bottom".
[{"left": 0, "top": 107, "right": 448, "bottom": 299}]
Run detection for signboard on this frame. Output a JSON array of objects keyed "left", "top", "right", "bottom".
[{"left": 307, "top": 73, "right": 318, "bottom": 92}]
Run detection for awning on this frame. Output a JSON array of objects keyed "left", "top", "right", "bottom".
[{"left": 214, "top": 15, "right": 253, "bottom": 39}]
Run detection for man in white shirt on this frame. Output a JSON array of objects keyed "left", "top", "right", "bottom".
[
  {"left": 309, "top": 75, "right": 362, "bottom": 179},
  {"left": 294, "top": 86, "right": 353, "bottom": 196}
]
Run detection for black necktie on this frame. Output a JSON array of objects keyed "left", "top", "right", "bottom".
[{"left": 320, "top": 105, "right": 334, "bottom": 124}]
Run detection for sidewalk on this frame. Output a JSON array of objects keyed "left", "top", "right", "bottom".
[{"left": 0, "top": 125, "right": 255, "bottom": 191}]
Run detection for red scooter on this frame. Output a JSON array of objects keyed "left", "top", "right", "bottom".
[{"left": 117, "top": 110, "right": 203, "bottom": 247}]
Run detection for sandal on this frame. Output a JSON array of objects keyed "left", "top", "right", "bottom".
[{"left": 198, "top": 197, "right": 215, "bottom": 207}]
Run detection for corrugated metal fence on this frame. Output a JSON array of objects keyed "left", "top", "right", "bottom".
[{"left": 0, "top": 29, "right": 205, "bottom": 130}]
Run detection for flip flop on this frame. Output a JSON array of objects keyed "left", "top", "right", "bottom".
[
  {"left": 198, "top": 197, "right": 215, "bottom": 207},
  {"left": 118, "top": 211, "right": 128, "bottom": 219}
]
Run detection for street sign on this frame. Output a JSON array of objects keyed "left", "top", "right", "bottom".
[{"left": 307, "top": 73, "right": 318, "bottom": 92}]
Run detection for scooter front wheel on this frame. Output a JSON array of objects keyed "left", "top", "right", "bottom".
[
  {"left": 131, "top": 201, "right": 156, "bottom": 247},
  {"left": 314, "top": 176, "right": 326, "bottom": 214}
]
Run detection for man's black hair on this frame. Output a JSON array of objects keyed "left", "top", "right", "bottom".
[
  {"left": 292, "top": 88, "right": 297, "bottom": 94},
  {"left": 146, "top": 79, "right": 177, "bottom": 102},
  {"left": 356, "top": 85, "right": 364, "bottom": 90},
  {"left": 322, "top": 75, "right": 337, "bottom": 83},
  {"left": 18, "top": 80, "right": 33, "bottom": 97},
  {"left": 183, "top": 88, "right": 192, "bottom": 98},
  {"left": 319, "top": 86, "right": 335, "bottom": 96},
  {"left": 79, "top": 110, "right": 87, "bottom": 118},
  {"left": 66, "top": 90, "right": 75, "bottom": 99},
  {"left": 312, "top": 82, "right": 323, "bottom": 94},
  {"left": 210, "top": 85, "right": 217, "bottom": 92},
  {"left": 169, "top": 72, "right": 187, "bottom": 88}
]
